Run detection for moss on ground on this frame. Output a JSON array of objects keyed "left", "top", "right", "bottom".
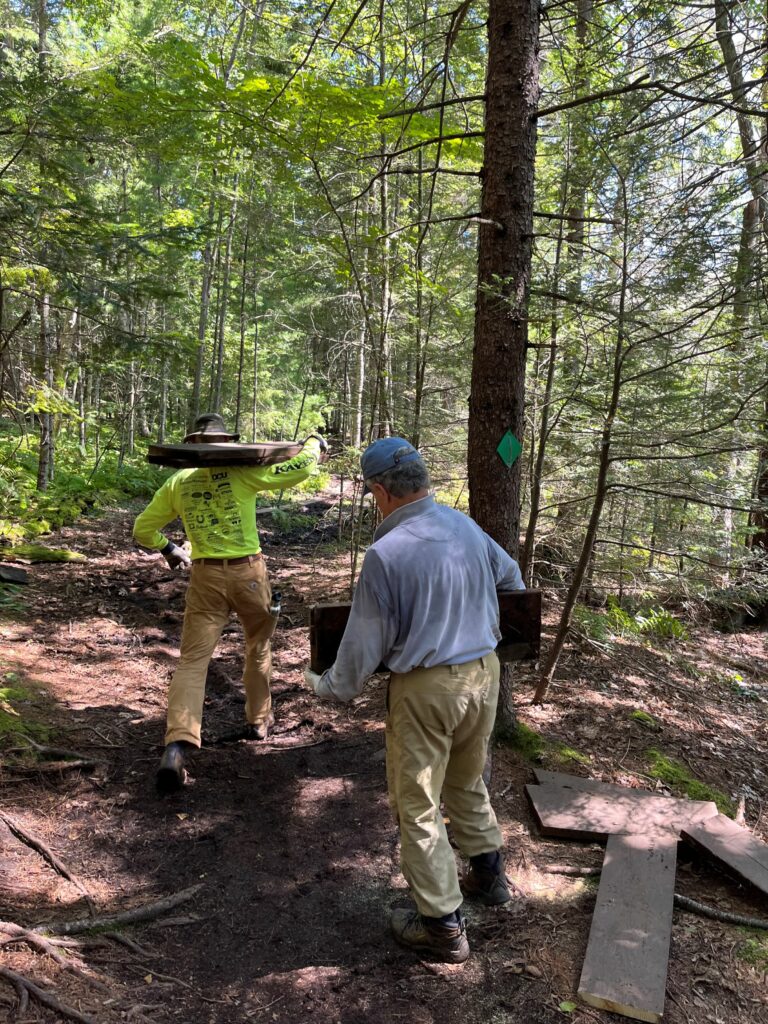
[
  {"left": 504, "top": 722, "right": 591, "bottom": 767},
  {"left": 0, "top": 674, "right": 52, "bottom": 741},
  {"left": 645, "top": 748, "right": 734, "bottom": 815},
  {"left": 554, "top": 745, "right": 591, "bottom": 766},
  {"left": 507, "top": 721, "right": 545, "bottom": 760},
  {"left": 630, "top": 709, "right": 658, "bottom": 728},
  {"left": 737, "top": 934, "right": 768, "bottom": 971}
]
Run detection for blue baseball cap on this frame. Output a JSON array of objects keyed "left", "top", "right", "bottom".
[{"left": 361, "top": 437, "right": 422, "bottom": 491}]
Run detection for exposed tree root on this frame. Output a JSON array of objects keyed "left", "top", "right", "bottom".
[
  {"left": 4, "top": 758, "right": 98, "bottom": 774},
  {"left": 542, "top": 863, "right": 601, "bottom": 876},
  {"left": 674, "top": 893, "right": 768, "bottom": 930},
  {"left": 35, "top": 883, "right": 205, "bottom": 936},
  {"left": 9, "top": 733, "right": 96, "bottom": 762},
  {"left": 0, "top": 920, "right": 75, "bottom": 966},
  {"left": 0, "top": 922, "right": 111, "bottom": 991},
  {"left": 541, "top": 863, "right": 768, "bottom": 929},
  {"left": 0, "top": 966, "right": 98, "bottom": 1024},
  {"left": 0, "top": 810, "right": 95, "bottom": 910}
]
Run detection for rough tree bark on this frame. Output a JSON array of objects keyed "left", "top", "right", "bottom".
[{"left": 468, "top": 0, "right": 540, "bottom": 734}]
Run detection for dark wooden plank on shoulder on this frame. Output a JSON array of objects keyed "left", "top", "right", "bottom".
[
  {"left": 308, "top": 590, "right": 541, "bottom": 674},
  {"left": 525, "top": 783, "right": 717, "bottom": 841},
  {"left": 147, "top": 441, "right": 304, "bottom": 468},
  {"left": 578, "top": 831, "right": 678, "bottom": 1023},
  {"left": 681, "top": 813, "right": 768, "bottom": 897}
]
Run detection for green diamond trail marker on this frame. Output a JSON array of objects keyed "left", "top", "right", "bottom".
[{"left": 496, "top": 430, "right": 522, "bottom": 467}]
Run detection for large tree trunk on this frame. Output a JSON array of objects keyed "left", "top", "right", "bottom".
[{"left": 468, "top": 0, "right": 540, "bottom": 734}]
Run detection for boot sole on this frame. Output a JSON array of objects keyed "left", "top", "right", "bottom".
[
  {"left": 392, "top": 934, "right": 470, "bottom": 964},
  {"left": 156, "top": 766, "right": 186, "bottom": 794}
]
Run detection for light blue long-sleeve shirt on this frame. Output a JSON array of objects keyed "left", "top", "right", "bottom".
[{"left": 315, "top": 495, "right": 525, "bottom": 702}]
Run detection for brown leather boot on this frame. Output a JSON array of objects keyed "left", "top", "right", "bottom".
[
  {"left": 461, "top": 851, "right": 513, "bottom": 905},
  {"left": 390, "top": 909, "right": 470, "bottom": 964},
  {"left": 244, "top": 712, "right": 275, "bottom": 741},
  {"left": 156, "top": 742, "right": 188, "bottom": 794}
]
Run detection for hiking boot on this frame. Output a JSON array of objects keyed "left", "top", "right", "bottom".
[
  {"left": 390, "top": 909, "right": 470, "bottom": 964},
  {"left": 243, "top": 712, "right": 275, "bottom": 741},
  {"left": 156, "top": 742, "right": 188, "bottom": 794},
  {"left": 461, "top": 851, "right": 512, "bottom": 906}
]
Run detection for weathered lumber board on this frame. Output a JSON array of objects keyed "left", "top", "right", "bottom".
[
  {"left": 681, "top": 813, "right": 768, "bottom": 897},
  {"left": 147, "top": 441, "right": 303, "bottom": 468},
  {"left": 533, "top": 769, "right": 684, "bottom": 801},
  {"left": 525, "top": 783, "right": 718, "bottom": 841},
  {"left": 0, "top": 565, "right": 29, "bottom": 584},
  {"left": 308, "top": 590, "right": 541, "bottom": 673},
  {"left": 578, "top": 832, "right": 678, "bottom": 1023}
]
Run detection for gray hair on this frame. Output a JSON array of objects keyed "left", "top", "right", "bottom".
[{"left": 365, "top": 458, "right": 431, "bottom": 497}]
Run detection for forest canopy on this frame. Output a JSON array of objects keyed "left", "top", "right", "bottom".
[{"left": 1, "top": 0, "right": 766, "bottom": 616}]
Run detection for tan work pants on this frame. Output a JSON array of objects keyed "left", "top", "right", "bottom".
[
  {"left": 386, "top": 653, "right": 503, "bottom": 918},
  {"left": 165, "top": 558, "right": 276, "bottom": 747}
]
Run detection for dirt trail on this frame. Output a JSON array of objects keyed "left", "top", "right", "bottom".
[{"left": 0, "top": 503, "right": 767, "bottom": 1024}]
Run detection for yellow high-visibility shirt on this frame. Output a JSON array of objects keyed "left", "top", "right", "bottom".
[{"left": 133, "top": 439, "right": 322, "bottom": 559}]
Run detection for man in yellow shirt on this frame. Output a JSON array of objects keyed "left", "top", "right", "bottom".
[{"left": 133, "top": 413, "right": 326, "bottom": 792}]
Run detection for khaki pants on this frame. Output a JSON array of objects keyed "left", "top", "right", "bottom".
[
  {"left": 386, "top": 653, "right": 503, "bottom": 918},
  {"left": 165, "top": 558, "right": 276, "bottom": 747}
]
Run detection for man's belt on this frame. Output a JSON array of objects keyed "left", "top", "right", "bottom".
[{"left": 193, "top": 553, "right": 263, "bottom": 565}]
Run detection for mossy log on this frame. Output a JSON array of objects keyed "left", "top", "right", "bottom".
[{"left": 0, "top": 545, "right": 85, "bottom": 563}]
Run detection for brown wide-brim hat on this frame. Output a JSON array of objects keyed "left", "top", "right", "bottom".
[
  {"left": 183, "top": 412, "right": 240, "bottom": 444},
  {"left": 182, "top": 430, "right": 240, "bottom": 443}
]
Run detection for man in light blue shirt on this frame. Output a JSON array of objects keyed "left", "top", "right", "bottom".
[{"left": 305, "top": 437, "right": 524, "bottom": 964}]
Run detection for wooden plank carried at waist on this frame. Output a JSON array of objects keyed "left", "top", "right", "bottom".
[
  {"left": 578, "top": 832, "right": 678, "bottom": 1023},
  {"left": 308, "top": 589, "right": 541, "bottom": 674},
  {"left": 147, "top": 441, "right": 304, "bottom": 468}
]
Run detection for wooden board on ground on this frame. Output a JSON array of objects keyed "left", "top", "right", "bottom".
[
  {"left": 525, "top": 783, "right": 718, "bottom": 840},
  {"left": 578, "top": 832, "right": 678, "bottom": 1023},
  {"left": 308, "top": 590, "right": 541, "bottom": 674},
  {"left": 147, "top": 441, "right": 304, "bottom": 468},
  {"left": 0, "top": 565, "right": 29, "bottom": 584},
  {"left": 681, "top": 813, "right": 768, "bottom": 897},
  {"left": 533, "top": 769, "right": 682, "bottom": 801}
]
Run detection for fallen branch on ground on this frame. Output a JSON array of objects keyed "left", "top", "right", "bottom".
[
  {"left": 0, "top": 966, "right": 98, "bottom": 1024},
  {"left": 35, "top": 883, "right": 205, "bottom": 936}
]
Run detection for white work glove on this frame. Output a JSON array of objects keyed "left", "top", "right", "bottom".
[
  {"left": 304, "top": 666, "right": 324, "bottom": 694},
  {"left": 161, "top": 541, "right": 191, "bottom": 570}
]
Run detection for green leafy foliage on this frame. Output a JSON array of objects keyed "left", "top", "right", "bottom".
[
  {"left": 571, "top": 600, "right": 688, "bottom": 646},
  {"left": 0, "top": 430, "right": 167, "bottom": 544},
  {"left": 0, "top": 585, "right": 26, "bottom": 615}
]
